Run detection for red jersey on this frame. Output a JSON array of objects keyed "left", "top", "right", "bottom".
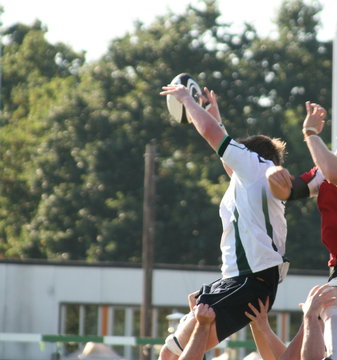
[{"left": 295, "top": 167, "right": 337, "bottom": 266}]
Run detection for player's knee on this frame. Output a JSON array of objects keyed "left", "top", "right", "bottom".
[{"left": 163, "top": 334, "right": 184, "bottom": 356}]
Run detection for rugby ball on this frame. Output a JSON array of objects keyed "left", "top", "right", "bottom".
[{"left": 166, "top": 73, "right": 202, "bottom": 124}]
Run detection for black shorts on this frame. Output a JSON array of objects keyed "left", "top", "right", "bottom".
[{"left": 196, "top": 266, "right": 279, "bottom": 342}]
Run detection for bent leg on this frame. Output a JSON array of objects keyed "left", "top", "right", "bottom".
[
  {"left": 158, "top": 314, "right": 196, "bottom": 360},
  {"left": 158, "top": 313, "right": 219, "bottom": 360},
  {"left": 175, "top": 312, "right": 219, "bottom": 351}
]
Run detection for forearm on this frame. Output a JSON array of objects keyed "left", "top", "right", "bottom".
[
  {"left": 178, "top": 324, "right": 210, "bottom": 360},
  {"left": 267, "top": 178, "right": 291, "bottom": 201},
  {"left": 306, "top": 135, "right": 337, "bottom": 184},
  {"left": 279, "top": 323, "right": 303, "bottom": 360},
  {"left": 301, "top": 316, "right": 325, "bottom": 360},
  {"left": 250, "top": 323, "right": 287, "bottom": 360},
  {"left": 182, "top": 97, "right": 227, "bottom": 151}
]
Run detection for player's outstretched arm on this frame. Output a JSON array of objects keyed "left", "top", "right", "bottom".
[
  {"left": 201, "top": 87, "right": 233, "bottom": 177},
  {"left": 160, "top": 85, "right": 227, "bottom": 151},
  {"left": 246, "top": 298, "right": 304, "bottom": 360},
  {"left": 300, "top": 284, "right": 337, "bottom": 360},
  {"left": 246, "top": 298, "right": 287, "bottom": 360}
]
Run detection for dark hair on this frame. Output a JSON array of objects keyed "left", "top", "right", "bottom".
[{"left": 238, "top": 135, "right": 286, "bottom": 165}]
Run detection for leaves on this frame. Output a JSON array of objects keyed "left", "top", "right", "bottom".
[{"left": 0, "top": 0, "right": 332, "bottom": 270}]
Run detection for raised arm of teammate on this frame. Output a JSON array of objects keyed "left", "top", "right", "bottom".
[
  {"left": 303, "top": 101, "right": 337, "bottom": 185},
  {"left": 178, "top": 303, "right": 215, "bottom": 360},
  {"left": 246, "top": 297, "right": 286, "bottom": 360},
  {"left": 246, "top": 297, "right": 303, "bottom": 360},
  {"left": 300, "top": 284, "right": 337, "bottom": 360}
]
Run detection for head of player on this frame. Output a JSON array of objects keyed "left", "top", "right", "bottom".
[{"left": 238, "top": 135, "right": 286, "bottom": 166}]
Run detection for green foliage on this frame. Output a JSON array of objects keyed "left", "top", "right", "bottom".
[{"left": 0, "top": 0, "right": 333, "bottom": 271}]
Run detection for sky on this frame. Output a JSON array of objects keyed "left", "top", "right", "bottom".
[{"left": 0, "top": 0, "right": 337, "bottom": 61}]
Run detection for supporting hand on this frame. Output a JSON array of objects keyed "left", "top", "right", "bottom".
[
  {"left": 188, "top": 290, "right": 200, "bottom": 311},
  {"left": 245, "top": 297, "right": 271, "bottom": 332},
  {"left": 194, "top": 303, "right": 215, "bottom": 326},
  {"left": 266, "top": 166, "right": 294, "bottom": 200},
  {"left": 300, "top": 284, "right": 337, "bottom": 318}
]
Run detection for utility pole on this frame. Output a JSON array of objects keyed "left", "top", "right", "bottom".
[{"left": 140, "top": 141, "right": 156, "bottom": 360}]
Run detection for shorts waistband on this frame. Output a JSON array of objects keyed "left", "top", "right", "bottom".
[{"left": 231, "top": 266, "right": 279, "bottom": 287}]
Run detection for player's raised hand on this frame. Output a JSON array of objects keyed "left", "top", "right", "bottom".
[
  {"left": 303, "top": 101, "right": 326, "bottom": 135},
  {"left": 160, "top": 84, "right": 191, "bottom": 103},
  {"left": 300, "top": 283, "right": 337, "bottom": 318},
  {"left": 188, "top": 290, "right": 200, "bottom": 311},
  {"left": 245, "top": 297, "right": 271, "bottom": 333},
  {"left": 201, "top": 87, "right": 222, "bottom": 123},
  {"left": 194, "top": 303, "right": 215, "bottom": 326}
]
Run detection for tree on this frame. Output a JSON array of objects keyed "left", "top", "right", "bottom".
[
  {"left": 0, "top": 0, "right": 333, "bottom": 270},
  {"left": 0, "top": 21, "right": 84, "bottom": 257}
]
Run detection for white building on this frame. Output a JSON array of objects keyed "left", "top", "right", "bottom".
[{"left": 0, "top": 259, "right": 328, "bottom": 360}]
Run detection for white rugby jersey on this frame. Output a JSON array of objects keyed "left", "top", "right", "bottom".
[{"left": 217, "top": 136, "right": 287, "bottom": 279}]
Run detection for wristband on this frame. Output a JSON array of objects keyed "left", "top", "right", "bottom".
[
  {"left": 302, "top": 127, "right": 318, "bottom": 141},
  {"left": 302, "top": 127, "right": 318, "bottom": 134}
]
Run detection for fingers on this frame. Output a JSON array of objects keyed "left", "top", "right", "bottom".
[
  {"left": 311, "top": 103, "right": 327, "bottom": 119},
  {"left": 244, "top": 303, "right": 259, "bottom": 322},
  {"left": 319, "top": 284, "right": 337, "bottom": 299},
  {"left": 246, "top": 302, "right": 259, "bottom": 316},
  {"left": 305, "top": 101, "right": 311, "bottom": 115},
  {"left": 188, "top": 290, "right": 200, "bottom": 310},
  {"left": 257, "top": 297, "right": 270, "bottom": 313},
  {"left": 189, "top": 290, "right": 201, "bottom": 298},
  {"left": 160, "top": 84, "right": 192, "bottom": 104},
  {"left": 160, "top": 84, "right": 185, "bottom": 94},
  {"left": 245, "top": 310, "right": 255, "bottom": 321},
  {"left": 267, "top": 166, "right": 293, "bottom": 189},
  {"left": 195, "top": 303, "right": 216, "bottom": 324},
  {"left": 199, "top": 93, "right": 209, "bottom": 105},
  {"left": 264, "top": 296, "right": 270, "bottom": 310},
  {"left": 278, "top": 171, "right": 292, "bottom": 188},
  {"left": 308, "top": 284, "right": 321, "bottom": 296},
  {"left": 304, "top": 101, "right": 327, "bottom": 129},
  {"left": 199, "top": 88, "right": 214, "bottom": 109},
  {"left": 204, "top": 87, "right": 211, "bottom": 99},
  {"left": 301, "top": 283, "right": 337, "bottom": 316},
  {"left": 245, "top": 297, "right": 269, "bottom": 320},
  {"left": 204, "top": 87, "right": 218, "bottom": 104}
]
